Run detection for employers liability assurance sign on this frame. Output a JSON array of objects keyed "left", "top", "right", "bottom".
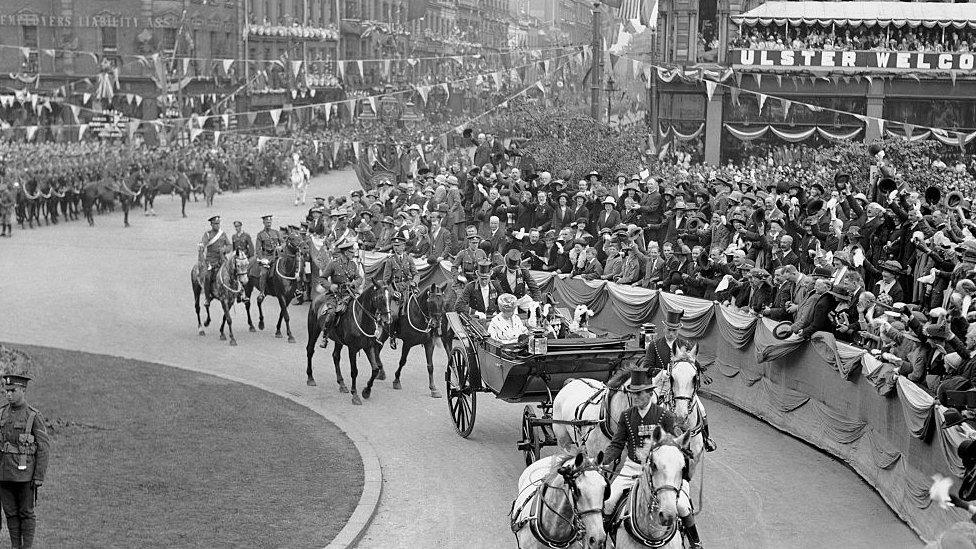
[{"left": 731, "top": 49, "right": 976, "bottom": 72}]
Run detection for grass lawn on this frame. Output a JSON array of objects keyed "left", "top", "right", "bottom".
[{"left": 5, "top": 344, "right": 363, "bottom": 549}]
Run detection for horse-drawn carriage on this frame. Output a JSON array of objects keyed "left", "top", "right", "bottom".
[{"left": 443, "top": 310, "right": 644, "bottom": 465}]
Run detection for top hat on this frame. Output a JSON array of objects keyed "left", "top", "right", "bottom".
[
  {"left": 476, "top": 259, "right": 493, "bottom": 278},
  {"left": 625, "top": 370, "right": 656, "bottom": 393},
  {"left": 663, "top": 309, "right": 684, "bottom": 328},
  {"left": 505, "top": 249, "right": 522, "bottom": 269}
]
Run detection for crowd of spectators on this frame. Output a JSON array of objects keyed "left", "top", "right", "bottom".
[
  {"left": 374, "top": 140, "right": 976, "bottom": 411},
  {"left": 732, "top": 25, "right": 976, "bottom": 53}
]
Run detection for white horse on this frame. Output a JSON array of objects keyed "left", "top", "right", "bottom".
[
  {"left": 609, "top": 427, "right": 690, "bottom": 549},
  {"left": 663, "top": 344, "right": 706, "bottom": 482},
  {"left": 551, "top": 359, "right": 669, "bottom": 459},
  {"left": 290, "top": 153, "right": 310, "bottom": 206},
  {"left": 511, "top": 451, "right": 608, "bottom": 549}
]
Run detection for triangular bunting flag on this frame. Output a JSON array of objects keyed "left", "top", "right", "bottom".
[
  {"left": 78, "top": 124, "right": 88, "bottom": 140},
  {"left": 222, "top": 113, "right": 229, "bottom": 127},
  {"left": 25, "top": 126, "right": 38, "bottom": 142},
  {"left": 752, "top": 73, "right": 762, "bottom": 87},
  {"left": 128, "top": 120, "right": 141, "bottom": 140},
  {"left": 416, "top": 85, "right": 430, "bottom": 105},
  {"left": 383, "top": 60, "right": 391, "bottom": 79},
  {"left": 950, "top": 70, "right": 958, "bottom": 86},
  {"left": 452, "top": 56, "right": 463, "bottom": 65},
  {"left": 729, "top": 87, "right": 740, "bottom": 106},
  {"left": 368, "top": 96, "right": 378, "bottom": 114},
  {"left": 332, "top": 141, "right": 340, "bottom": 162},
  {"left": 42, "top": 49, "right": 55, "bottom": 58},
  {"left": 757, "top": 94, "right": 767, "bottom": 112},
  {"left": 213, "top": 131, "right": 221, "bottom": 146},
  {"left": 246, "top": 111, "right": 257, "bottom": 125},
  {"left": 704, "top": 80, "right": 716, "bottom": 102},
  {"left": 865, "top": 76, "right": 873, "bottom": 86},
  {"left": 780, "top": 99, "right": 791, "bottom": 120},
  {"left": 440, "top": 83, "right": 450, "bottom": 101},
  {"left": 69, "top": 104, "right": 80, "bottom": 121},
  {"left": 189, "top": 128, "right": 203, "bottom": 142},
  {"left": 135, "top": 95, "right": 142, "bottom": 106},
  {"left": 291, "top": 60, "right": 303, "bottom": 78},
  {"left": 291, "top": 89, "right": 298, "bottom": 99},
  {"left": 356, "top": 60, "right": 364, "bottom": 76},
  {"left": 20, "top": 47, "right": 30, "bottom": 59},
  {"left": 270, "top": 108, "right": 282, "bottom": 126},
  {"left": 352, "top": 141, "right": 361, "bottom": 159},
  {"left": 876, "top": 118, "right": 884, "bottom": 136},
  {"left": 904, "top": 123, "right": 915, "bottom": 138},
  {"left": 257, "top": 136, "right": 269, "bottom": 151},
  {"left": 491, "top": 71, "right": 503, "bottom": 89},
  {"left": 82, "top": 93, "right": 91, "bottom": 104},
  {"left": 310, "top": 89, "right": 316, "bottom": 97},
  {"left": 181, "top": 58, "right": 190, "bottom": 76},
  {"left": 337, "top": 61, "right": 345, "bottom": 80},
  {"left": 323, "top": 103, "right": 331, "bottom": 124},
  {"left": 535, "top": 81, "right": 546, "bottom": 94},
  {"left": 407, "top": 58, "right": 418, "bottom": 66},
  {"left": 734, "top": 72, "right": 743, "bottom": 87},
  {"left": 223, "top": 59, "right": 234, "bottom": 74},
  {"left": 346, "top": 99, "right": 357, "bottom": 116}
]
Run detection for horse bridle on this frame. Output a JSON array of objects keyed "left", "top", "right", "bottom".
[
  {"left": 404, "top": 291, "right": 433, "bottom": 334},
  {"left": 348, "top": 287, "right": 388, "bottom": 341},
  {"left": 545, "top": 462, "right": 606, "bottom": 539}
]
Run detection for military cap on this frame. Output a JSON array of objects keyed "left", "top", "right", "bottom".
[
  {"left": 505, "top": 249, "right": 523, "bottom": 268},
  {"left": 261, "top": 214, "right": 273, "bottom": 220},
  {"left": 351, "top": 190, "right": 363, "bottom": 197},
  {"left": 315, "top": 196, "right": 326, "bottom": 201},
  {"left": 208, "top": 215, "right": 221, "bottom": 222},
  {"left": 0, "top": 346, "right": 32, "bottom": 387},
  {"left": 233, "top": 220, "right": 242, "bottom": 227}
]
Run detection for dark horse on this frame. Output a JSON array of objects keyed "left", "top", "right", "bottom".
[
  {"left": 306, "top": 282, "right": 390, "bottom": 405},
  {"left": 191, "top": 252, "right": 250, "bottom": 346},
  {"left": 242, "top": 233, "right": 302, "bottom": 342},
  {"left": 388, "top": 285, "right": 450, "bottom": 399}
]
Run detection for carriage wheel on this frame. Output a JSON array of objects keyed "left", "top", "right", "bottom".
[
  {"left": 446, "top": 347, "right": 477, "bottom": 438},
  {"left": 520, "top": 406, "right": 541, "bottom": 467}
]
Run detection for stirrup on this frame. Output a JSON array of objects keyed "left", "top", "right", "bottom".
[
  {"left": 704, "top": 437, "right": 717, "bottom": 452},
  {"left": 389, "top": 338, "right": 397, "bottom": 350}
]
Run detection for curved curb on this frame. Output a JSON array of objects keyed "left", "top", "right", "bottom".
[{"left": 10, "top": 345, "right": 382, "bottom": 549}]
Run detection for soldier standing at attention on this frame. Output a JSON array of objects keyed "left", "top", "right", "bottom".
[
  {"left": 255, "top": 215, "right": 283, "bottom": 303},
  {"left": 0, "top": 346, "right": 50, "bottom": 549}
]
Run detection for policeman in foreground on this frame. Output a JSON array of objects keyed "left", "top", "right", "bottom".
[{"left": 0, "top": 346, "right": 50, "bottom": 549}]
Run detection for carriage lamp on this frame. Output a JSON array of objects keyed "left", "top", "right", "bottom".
[
  {"left": 638, "top": 323, "right": 657, "bottom": 349},
  {"left": 529, "top": 327, "right": 548, "bottom": 355}
]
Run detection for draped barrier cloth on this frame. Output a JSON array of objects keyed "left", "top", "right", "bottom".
[{"left": 535, "top": 273, "right": 968, "bottom": 541}]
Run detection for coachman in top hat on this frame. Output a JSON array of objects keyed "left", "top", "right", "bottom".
[{"left": 0, "top": 347, "right": 50, "bottom": 549}]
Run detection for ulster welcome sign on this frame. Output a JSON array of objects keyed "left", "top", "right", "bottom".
[{"left": 731, "top": 49, "right": 976, "bottom": 72}]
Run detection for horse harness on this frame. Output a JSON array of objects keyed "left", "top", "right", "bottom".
[
  {"left": 613, "top": 441, "right": 690, "bottom": 548},
  {"left": 511, "top": 462, "right": 606, "bottom": 549}
]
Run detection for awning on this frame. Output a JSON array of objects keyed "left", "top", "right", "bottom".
[{"left": 732, "top": 2, "right": 976, "bottom": 29}]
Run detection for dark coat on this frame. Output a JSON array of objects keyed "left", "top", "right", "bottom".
[
  {"left": 455, "top": 280, "right": 501, "bottom": 315},
  {"left": 644, "top": 335, "right": 692, "bottom": 376},
  {"left": 602, "top": 405, "right": 679, "bottom": 465}
]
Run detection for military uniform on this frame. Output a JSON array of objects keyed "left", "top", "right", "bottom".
[
  {"left": 0, "top": 372, "right": 50, "bottom": 549},
  {"left": 383, "top": 252, "right": 418, "bottom": 296},
  {"left": 0, "top": 185, "right": 14, "bottom": 237},
  {"left": 455, "top": 247, "right": 488, "bottom": 279},
  {"left": 255, "top": 223, "right": 284, "bottom": 298},
  {"left": 232, "top": 230, "right": 254, "bottom": 258},
  {"left": 199, "top": 221, "right": 231, "bottom": 301}
]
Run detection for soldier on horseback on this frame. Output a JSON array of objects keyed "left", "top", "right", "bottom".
[
  {"left": 314, "top": 238, "right": 364, "bottom": 336},
  {"left": 382, "top": 235, "right": 419, "bottom": 349},
  {"left": 199, "top": 215, "right": 232, "bottom": 307},
  {"left": 255, "top": 214, "right": 283, "bottom": 304}
]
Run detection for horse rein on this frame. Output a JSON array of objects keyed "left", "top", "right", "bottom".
[
  {"left": 347, "top": 289, "right": 386, "bottom": 341},
  {"left": 404, "top": 291, "right": 432, "bottom": 334}
]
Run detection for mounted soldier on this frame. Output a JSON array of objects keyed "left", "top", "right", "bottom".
[
  {"left": 383, "top": 235, "right": 420, "bottom": 349},
  {"left": 199, "top": 215, "right": 232, "bottom": 307},
  {"left": 313, "top": 238, "right": 364, "bottom": 337},
  {"left": 254, "top": 214, "right": 283, "bottom": 304}
]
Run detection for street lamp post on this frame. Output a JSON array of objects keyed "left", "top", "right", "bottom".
[{"left": 605, "top": 75, "right": 616, "bottom": 123}]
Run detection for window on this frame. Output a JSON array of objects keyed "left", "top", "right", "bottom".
[
  {"left": 22, "top": 25, "right": 38, "bottom": 48},
  {"left": 22, "top": 26, "right": 38, "bottom": 71},
  {"left": 101, "top": 27, "right": 118, "bottom": 51},
  {"left": 162, "top": 28, "right": 178, "bottom": 50}
]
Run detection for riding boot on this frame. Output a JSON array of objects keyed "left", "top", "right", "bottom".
[
  {"left": 319, "top": 311, "right": 335, "bottom": 348},
  {"left": 7, "top": 516, "right": 21, "bottom": 549},
  {"left": 21, "top": 518, "right": 34, "bottom": 549},
  {"left": 683, "top": 516, "right": 703, "bottom": 549},
  {"left": 703, "top": 420, "right": 717, "bottom": 452}
]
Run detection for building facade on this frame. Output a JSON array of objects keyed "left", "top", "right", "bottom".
[{"left": 645, "top": 0, "right": 976, "bottom": 164}]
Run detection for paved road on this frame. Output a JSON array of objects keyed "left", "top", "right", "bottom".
[{"left": 0, "top": 171, "right": 920, "bottom": 549}]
